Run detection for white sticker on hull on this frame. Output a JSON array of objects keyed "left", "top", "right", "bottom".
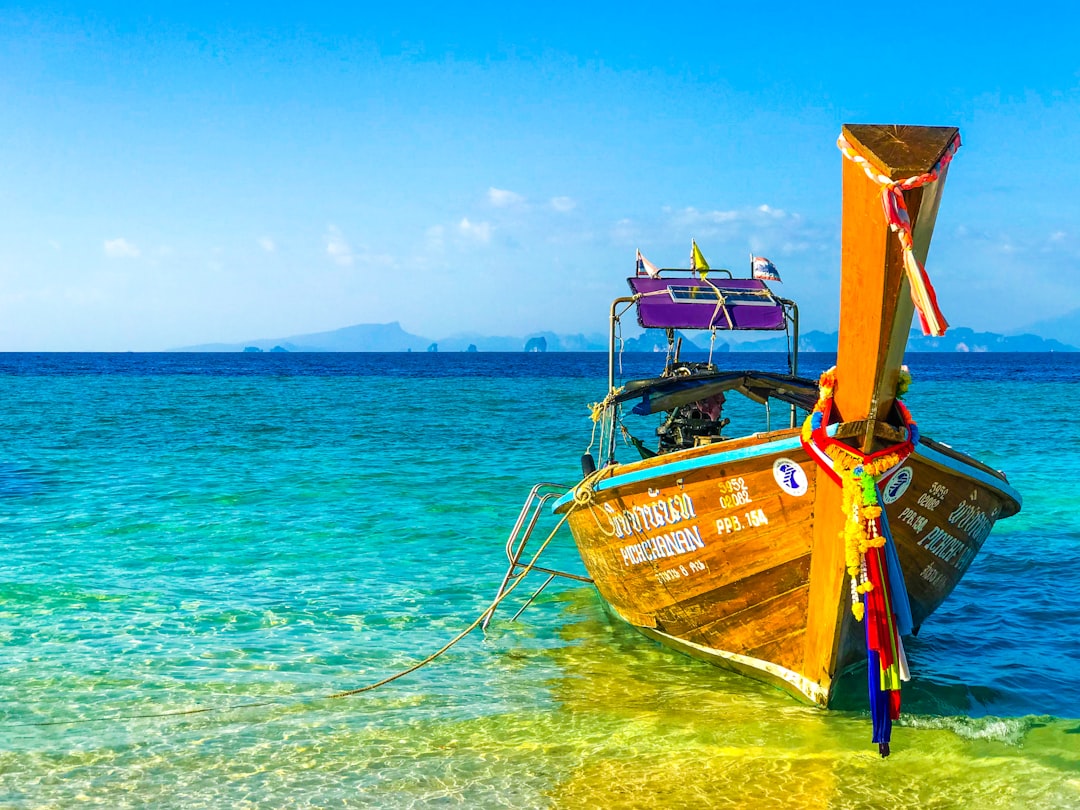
[
  {"left": 881, "top": 466, "right": 913, "bottom": 504},
  {"left": 773, "top": 458, "right": 808, "bottom": 497}
]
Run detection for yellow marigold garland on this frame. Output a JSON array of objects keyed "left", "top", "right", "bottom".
[{"left": 802, "top": 367, "right": 917, "bottom": 620}]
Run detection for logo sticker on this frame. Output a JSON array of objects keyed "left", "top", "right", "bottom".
[
  {"left": 881, "top": 466, "right": 914, "bottom": 504},
  {"left": 773, "top": 458, "right": 808, "bottom": 497}
]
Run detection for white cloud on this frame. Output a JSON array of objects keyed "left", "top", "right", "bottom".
[
  {"left": 551, "top": 196, "right": 576, "bottom": 213},
  {"left": 103, "top": 238, "right": 140, "bottom": 259},
  {"left": 670, "top": 207, "right": 741, "bottom": 231},
  {"left": 659, "top": 205, "right": 826, "bottom": 260},
  {"left": 459, "top": 217, "right": 492, "bottom": 243},
  {"left": 758, "top": 203, "right": 786, "bottom": 217},
  {"left": 325, "top": 225, "right": 354, "bottom": 266},
  {"left": 488, "top": 187, "right": 524, "bottom": 207},
  {"left": 258, "top": 237, "right": 276, "bottom": 253}
]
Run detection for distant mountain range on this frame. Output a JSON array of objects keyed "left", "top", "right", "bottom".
[
  {"left": 173, "top": 322, "right": 1077, "bottom": 353},
  {"left": 1020, "top": 306, "right": 1080, "bottom": 348},
  {"left": 730, "top": 327, "right": 1077, "bottom": 353},
  {"left": 176, "top": 322, "right": 614, "bottom": 353}
]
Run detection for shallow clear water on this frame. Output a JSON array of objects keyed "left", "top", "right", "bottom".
[{"left": 1, "top": 352, "right": 1078, "bottom": 808}]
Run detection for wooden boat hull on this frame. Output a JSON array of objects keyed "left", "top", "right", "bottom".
[{"left": 556, "top": 428, "right": 1021, "bottom": 706}]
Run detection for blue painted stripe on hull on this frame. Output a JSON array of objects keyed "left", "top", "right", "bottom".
[
  {"left": 553, "top": 431, "right": 810, "bottom": 510},
  {"left": 554, "top": 425, "right": 1021, "bottom": 512},
  {"left": 913, "top": 444, "right": 1023, "bottom": 509}
]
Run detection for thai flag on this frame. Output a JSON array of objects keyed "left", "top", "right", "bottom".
[
  {"left": 752, "top": 256, "right": 781, "bottom": 282},
  {"left": 636, "top": 249, "right": 661, "bottom": 278}
]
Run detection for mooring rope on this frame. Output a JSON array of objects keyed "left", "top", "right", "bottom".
[{"left": 6, "top": 472, "right": 607, "bottom": 729}]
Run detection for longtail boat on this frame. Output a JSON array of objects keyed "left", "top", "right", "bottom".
[{"left": 541, "top": 125, "right": 1021, "bottom": 755}]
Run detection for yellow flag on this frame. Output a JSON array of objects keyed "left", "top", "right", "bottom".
[{"left": 691, "top": 240, "right": 710, "bottom": 278}]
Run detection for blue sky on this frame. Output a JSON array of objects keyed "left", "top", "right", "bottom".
[{"left": 2, "top": 3, "right": 1078, "bottom": 350}]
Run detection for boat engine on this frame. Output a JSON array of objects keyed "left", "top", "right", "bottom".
[{"left": 656, "top": 393, "right": 729, "bottom": 453}]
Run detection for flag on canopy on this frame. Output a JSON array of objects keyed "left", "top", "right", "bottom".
[
  {"left": 691, "top": 240, "right": 710, "bottom": 277},
  {"left": 636, "top": 249, "right": 661, "bottom": 278},
  {"left": 752, "top": 255, "right": 782, "bottom": 282}
]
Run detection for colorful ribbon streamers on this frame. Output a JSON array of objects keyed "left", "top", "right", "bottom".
[
  {"left": 801, "top": 366, "right": 917, "bottom": 755},
  {"left": 837, "top": 131, "right": 961, "bottom": 337}
]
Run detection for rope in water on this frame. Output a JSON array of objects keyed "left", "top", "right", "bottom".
[{"left": 7, "top": 472, "right": 606, "bottom": 729}]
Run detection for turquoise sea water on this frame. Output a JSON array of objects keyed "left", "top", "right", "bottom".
[{"left": 1, "top": 351, "right": 1078, "bottom": 808}]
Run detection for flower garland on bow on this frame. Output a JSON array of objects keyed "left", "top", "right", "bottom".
[
  {"left": 837, "top": 131, "right": 960, "bottom": 337},
  {"left": 801, "top": 365, "right": 918, "bottom": 757}
]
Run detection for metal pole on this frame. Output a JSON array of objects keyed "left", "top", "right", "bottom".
[
  {"left": 606, "top": 296, "right": 636, "bottom": 465},
  {"left": 510, "top": 574, "right": 557, "bottom": 622},
  {"left": 779, "top": 298, "right": 800, "bottom": 428},
  {"left": 608, "top": 296, "right": 636, "bottom": 393}
]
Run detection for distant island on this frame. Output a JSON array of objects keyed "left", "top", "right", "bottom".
[{"left": 172, "top": 321, "right": 1077, "bottom": 353}]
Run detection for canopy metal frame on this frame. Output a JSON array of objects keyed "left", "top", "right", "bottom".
[{"left": 601, "top": 272, "right": 802, "bottom": 465}]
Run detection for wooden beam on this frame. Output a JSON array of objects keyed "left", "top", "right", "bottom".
[
  {"left": 833, "top": 124, "right": 958, "bottom": 444},
  {"left": 803, "top": 124, "right": 960, "bottom": 692}
]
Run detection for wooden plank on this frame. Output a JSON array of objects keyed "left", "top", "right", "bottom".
[
  {"left": 842, "top": 125, "right": 960, "bottom": 179},
  {"left": 834, "top": 124, "right": 957, "bottom": 441},
  {"left": 567, "top": 443, "right": 821, "bottom": 680},
  {"left": 691, "top": 586, "right": 810, "bottom": 656},
  {"left": 746, "top": 628, "right": 806, "bottom": 674},
  {"left": 657, "top": 554, "right": 811, "bottom": 633},
  {"left": 803, "top": 471, "right": 847, "bottom": 689},
  {"left": 882, "top": 454, "right": 1016, "bottom": 627},
  {"left": 834, "top": 157, "right": 922, "bottom": 429}
]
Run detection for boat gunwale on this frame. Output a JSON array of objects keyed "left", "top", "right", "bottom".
[{"left": 553, "top": 426, "right": 1021, "bottom": 512}]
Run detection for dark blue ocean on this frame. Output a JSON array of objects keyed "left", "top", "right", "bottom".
[{"left": 2, "top": 352, "right": 1078, "bottom": 808}]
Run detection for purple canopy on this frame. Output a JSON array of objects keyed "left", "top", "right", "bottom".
[{"left": 628, "top": 276, "right": 786, "bottom": 331}]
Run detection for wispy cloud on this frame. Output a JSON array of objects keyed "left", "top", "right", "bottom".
[
  {"left": 957, "top": 222, "right": 1080, "bottom": 257},
  {"left": 258, "top": 237, "right": 276, "bottom": 253},
  {"left": 551, "top": 196, "right": 576, "bottom": 213},
  {"left": 611, "top": 218, "right": 638, "bottom": 243},
  {"left": 668, "top": 206, "right": 741, "bottom": 233},
  {"left": 459, "top": 217, "right": 492, "bottom": 243},
  {"left": 488, "top": 187, "right": 524, "bottom": 208},
  {"left": 425, "top": 224, "right": 445, "bottom": 251},
  {"left": 662, "top": 204, "right": 824, "bottom": 257},
  {"left": 325, "top": 225, "right": 354, "bottom": 266},
  {"left": 103, "top": 238, "right": 140, "bottom": 259}
]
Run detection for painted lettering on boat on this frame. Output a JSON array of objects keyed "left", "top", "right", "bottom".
[
  {"left": 715, "top": 508, "right": 768, "bottom": 536},
  {"left": 619, "top": 525, "right": 705, "bottom": 567},
  {"left": 947, "top": 499, "right": 996, "bottom": 545},
  {"left": 656, "top": 558, "right": 706, "bottom": 584},
  {"left": 918, "top": 526, "right": 975, "bottom": 570},
  {"left": 604, "top": 493, "right": 698, "bottom": 539},
  {"left": 920, "top": 562, "right": 949, "bottom": 589},
  {"left": 916, "top": 481, "right": 949, "bottom": 512},
  {"left": 716, "top": 476, "right": 752, "bottom": 510},
  {"left": 898, "top": 507, "right": 928, "bottom": 533}
]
